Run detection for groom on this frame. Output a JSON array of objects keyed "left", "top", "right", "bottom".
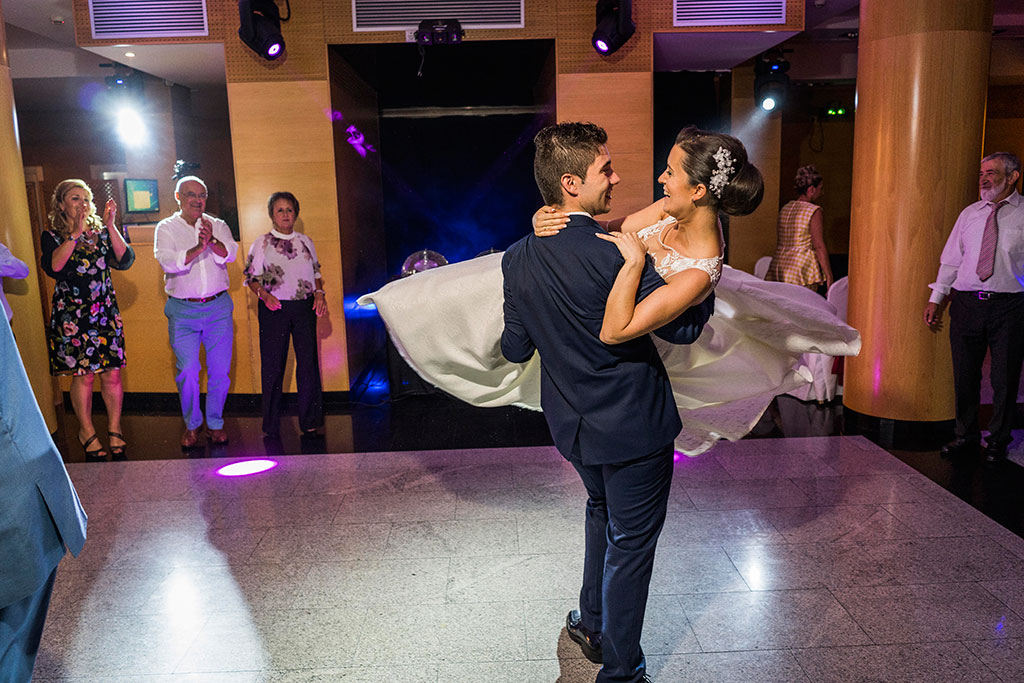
[{"left": 501, "top": 122, "right": 713, "bottom": 683}]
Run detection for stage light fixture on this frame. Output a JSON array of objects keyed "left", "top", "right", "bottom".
[
  {"left": 754, "top": 51, "right": 790, "bottom": 112},
  {"left": 592, "top": 0, "right": 635, "bottom": 55},
  {"left": 414, "top": 19, "right": 465, "bottom": 46},
  {"left": 238, "top": 0, "right": 286, "bottom": 61}
]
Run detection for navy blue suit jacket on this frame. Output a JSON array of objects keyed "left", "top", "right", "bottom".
[{"left": 501, "top": 214, "right": 713, "bottom": 465}]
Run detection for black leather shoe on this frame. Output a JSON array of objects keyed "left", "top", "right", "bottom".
[
  {"left": 940, "top": 437, "right": 979, "bottom": 459},
  {"left": 566, "top": 610, "right": 602, "bottom": 664},
  {"left": 983, "top": 443, "right": 1008, "bottom": 463}
]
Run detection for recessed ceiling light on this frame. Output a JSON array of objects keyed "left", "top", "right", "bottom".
[{"left": 124, "top": 52, "right": 136, "bottom": 58}]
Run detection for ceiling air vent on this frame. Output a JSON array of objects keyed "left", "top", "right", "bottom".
[
  {"left": 353, "top": 0, "right": 524, "bottom": 32},
  {"left": 674, "top": 0, "right": 786, "bottom": 27},
  {"left": 89, "top": 0, "right": 209, "bottom": 39}
]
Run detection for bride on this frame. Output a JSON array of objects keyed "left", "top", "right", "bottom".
[{"left": 359, "top": 126, "right": 860, "bottom": 454}]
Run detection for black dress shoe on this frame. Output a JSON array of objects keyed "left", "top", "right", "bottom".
[
  {"left": 983, "top": 443, "right": 1008, "bottom": 463},
  {"left": 566, "top": 609, "right": 602, "bottom": 664},
  {"left": 940, "top": 437, "right": 979, "bottom": 459}
]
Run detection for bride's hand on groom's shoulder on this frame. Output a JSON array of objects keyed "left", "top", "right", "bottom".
[
  {"left": 596, "top": 231, "right": 646, "bottom": 268},
  {"left": 533, "top": 206, "right": 569, "bottom": 237}
]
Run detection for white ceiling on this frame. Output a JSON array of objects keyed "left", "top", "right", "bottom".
[{"left": 3, "top": 0, "right": 226, "bottom": 89}]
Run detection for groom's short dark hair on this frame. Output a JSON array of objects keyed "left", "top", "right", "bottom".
[{"left": 534, "top": 122, "right": 608, "bottom": 206}]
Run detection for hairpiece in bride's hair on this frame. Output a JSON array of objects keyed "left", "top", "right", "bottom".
[{"left": 708, "top": 146, "right": 736, "bottom": 198}]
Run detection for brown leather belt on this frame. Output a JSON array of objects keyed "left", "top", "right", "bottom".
[{"left": 177, "top": 291, "right": 227, "bottom": 303}]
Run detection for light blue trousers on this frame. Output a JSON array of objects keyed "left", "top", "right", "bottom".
[
  {"left": 165, "top": 293, "right": 234, "bottom": 430},
  {"left": 0, "top": 568, "right": 56, "bottom": 683}
]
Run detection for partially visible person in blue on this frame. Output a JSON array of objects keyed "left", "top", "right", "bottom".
[
  {"left": 41, "top": 179, "right": 134, "bottom": 460},
  {"left": 0, "top": 311, "right": 88, "bottom": 682},
  {"left": 0, "top": 240, "right": 29, "bottom": 323},
  {"left": 244, "top": 191, "right": 327, "bottom": 438},
  {"left": 154, "top": 175, "right": 239, "bottom": 449}
]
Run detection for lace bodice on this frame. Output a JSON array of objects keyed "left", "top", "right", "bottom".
[{"left": 636, "top": 217, "right": 723, "bottom": 287}]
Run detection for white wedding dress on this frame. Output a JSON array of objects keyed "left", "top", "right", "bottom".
[{"left": 358, "top": 222, "right": 861, "bottom": 455}]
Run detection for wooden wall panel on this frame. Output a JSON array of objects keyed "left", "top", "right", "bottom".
[
  {"left": 228, "top": 80, "right": 349, "bottom": 391},
  {"left": 556, "top": 72, "right": 653, "bottom": 219},
  {"left": 781, "top": 118, "right": 856, "bottom": 257},
  {"left": 984, "top": 118, "right": 1024, "bottom": 168},
  {"left": 728, "top": 62, "right": 781, "bottom": 274}
]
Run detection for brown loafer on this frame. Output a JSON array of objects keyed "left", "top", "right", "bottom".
[
  {"left": 181, "top": 428, "right": 200, "bottom": 449},
  {"left": 209, "top": 428, "right": 229, "bottom": 445}
]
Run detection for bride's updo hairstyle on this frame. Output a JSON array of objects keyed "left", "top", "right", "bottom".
[{"left": 674, "top": 126, "right": 764, "bottom": 216}]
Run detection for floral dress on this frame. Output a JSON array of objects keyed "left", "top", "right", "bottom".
[{"left": 40, "top": 229, "right": 134, "bottom": 376}]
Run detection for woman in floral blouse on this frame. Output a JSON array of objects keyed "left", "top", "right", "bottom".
[
  {"left": 41, "top": 179, "right": 134, "bottom": 459},
  {"left": 244, "top": 191, "right": 327, "bottom": 437}
]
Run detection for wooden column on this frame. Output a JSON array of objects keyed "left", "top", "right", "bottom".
[
  {"left": 0, "top": 14, "right": 58, "bottom": 429},
  {"left": 844, "top": 0, "right": 993, "bottom": 421}
]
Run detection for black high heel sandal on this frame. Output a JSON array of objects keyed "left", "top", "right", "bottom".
[
  {"left": 108, "top": 431, "right": 128, "bottom": 460},
  {"left": 80, "top": 433, "right": 108, "bottom": 461}
]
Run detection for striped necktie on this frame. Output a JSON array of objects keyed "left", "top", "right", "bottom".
[{"left": 976, "top": 200, "right": 1008, "bottom": 282}]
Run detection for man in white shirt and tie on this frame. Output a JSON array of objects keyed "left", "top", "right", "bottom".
[
  {"left": 155, "top": 176, "right": 239, "bottom": 448},
  {"left": 924, "top": 152, "right": 1024, "bottom": 462}
]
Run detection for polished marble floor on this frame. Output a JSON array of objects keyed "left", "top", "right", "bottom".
[{"left": 36, "top": 433, "right": 1024, "bottom": 682}]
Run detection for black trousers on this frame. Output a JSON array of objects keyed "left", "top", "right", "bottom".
[
  {"left": 949, "top": 289, "right": 1024, "bottom": 446},
  {"left": 257, "top": 299, "right": 324, "bottom": 435},
  {"left": 568, "top": 441, "right": 674, "bottom": 683}
]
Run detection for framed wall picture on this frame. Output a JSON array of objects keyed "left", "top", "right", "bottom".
[{"left": 124, "top": 178, "right": 159, "bottom": 213}]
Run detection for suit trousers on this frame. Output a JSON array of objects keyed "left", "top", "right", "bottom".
[
  {"left": 165, "top": 293, "right": 234, "bottom": 430},
  {"left": 257, "top": 298, "right": 324, "bottom": 435},
  {"left": 568, "top": 442, "right": 674, "bottom": 683},
  {"left": 949, "top": 290, "right": 1024, "bottom": 446},
  {"left": 0, "top": 568, "right": 56, "bottom": 683}
]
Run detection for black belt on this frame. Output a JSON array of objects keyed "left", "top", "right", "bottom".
[
  {"left": 957, "top": 290, "right": 1024, "bottom": 301},
  {"left": 176, "top": 290, "right": 227, "bottom": 303}
]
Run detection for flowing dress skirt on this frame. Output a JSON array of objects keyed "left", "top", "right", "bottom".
[{"left": 358, "top": 253, "right": 861, "bottom": 455}]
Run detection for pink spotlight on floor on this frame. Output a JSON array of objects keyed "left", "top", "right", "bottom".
[{"left": 216, "top": 459, "right": 279, "bottom": 477}]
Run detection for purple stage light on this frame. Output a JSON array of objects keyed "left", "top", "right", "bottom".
[
  {"left": 267, "top": 43, "right": 281, "bottom": 57},
  {"left": 595, "top": 39, "right": 610, "bottom": 53},
  {"left": 216, "top": 459, "right": 279, "bottom": 477}
]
